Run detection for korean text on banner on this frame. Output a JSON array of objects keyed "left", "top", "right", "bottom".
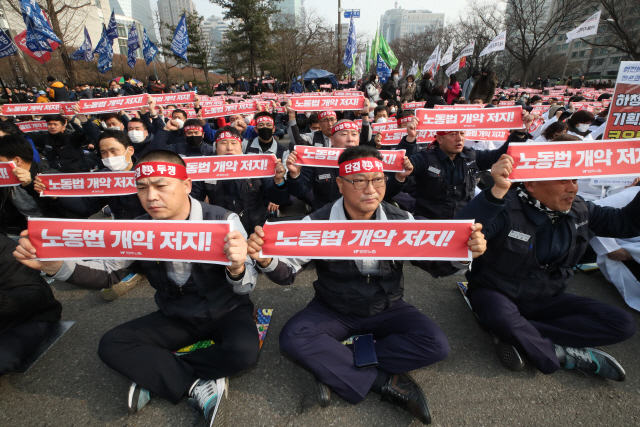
[
  {"left": 379, "top": 129, "right": 509, "bottom": 146},
  {"left": 293, "top": 146, "right": 405, "bottom": 172},
  {"left": 507, "top": 139, "right": 640, "bottom": 182},
  {"left": 28, "top": 218, "right": 232, "bottom": 265},
  {"left": 289, "top": 96, "right": 365, "bottom": 112},
  {"left": 0, "top": 162, "right": 20, "bottom": 187},
  {"left": 260, "top": 220, "right": 473, "bottom": 261},
  {"left": 17, "top": 121, "right": 47, "bottom": 132},
  {"left": 183, "top": 154, "right": 277, "bottom": 181},
  {"left": 416, "top": 106, "right": 524, "bottom": 131},
  {"left": 149, "top": 92, "right": 195, "bottom": 105},
  {"left": 604, "top": 61, "right": 640, "bottom": 140},
  {"left": 200, "top": 101, "right": 259, "bottom": 118},
  {"left": 2, "top": 102, "right": 74, "bottom": 116},
  {"left": 39, "top": 172, "right": 136, "bottom": 197},
  {"left": 78, "top": 95, "right": 150, "bottom": 114}
]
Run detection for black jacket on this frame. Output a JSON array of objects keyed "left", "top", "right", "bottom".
[
  {"left": 30, "top": 129, "right": 90, "bottom": 173},
  {"left": 0, "top": 233, "right": 62, "bottom": 335}
]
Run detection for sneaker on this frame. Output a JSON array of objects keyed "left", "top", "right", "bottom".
[
  {"left": 380, "top": 373, "right": 431, "bottom": 425},
  {"left": 494, "top": 338, "right": 525, "bottom": 372},
  {"left": 314, "top": 376, "right": 331, "bottom": 408},
  {"left": 128, "top": 382, "right": 152, "bottom": 414},
  {"left": 561, "top": 346, "right": 626, "bottom": 381},
  {"left": 188, "top": 377, "right": 228, "bottom": 427},
  {"left": 101, "top": 273, "right": 146, "bottom": 301}
]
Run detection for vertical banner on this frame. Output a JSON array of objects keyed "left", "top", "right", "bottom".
[{"left": 604, "top": 61, "right": 640, "bottom": 140}]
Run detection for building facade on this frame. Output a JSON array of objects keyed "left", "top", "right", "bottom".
[
  {"left": 279, "top": 0, "right": 302, "bottom": 20},
  {"left": 109, "top": 0, "right": 158, "bottom": 45},
  {"left": 156, "top": 0, "right": 196, "bottom": 43},
  {"left": 379, "top": 3, "right": 444, "bottom": 44}
]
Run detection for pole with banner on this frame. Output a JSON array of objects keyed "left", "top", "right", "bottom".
[{"left": 603, "top": 61, "right": 640, "bottom": 140}]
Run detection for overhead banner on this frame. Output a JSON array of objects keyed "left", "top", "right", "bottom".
[
  {"left": 2, "top": 102, "right": 74, "bottom": 116},
  {"left": 479, "top": 31, "right": 506, "bottom": 57},
  {"left": 402, "top": 102, "right": 424, "bottom": 110},
  {"left": 434, "top": 104, "right": 488, "bottom": 109},
  {"left": 604, "top": 61, "right": 640, "bottom": 140},
  {"left": 149, "top": 92, "right": 196, "bottom": 105},
  {"left": 78, "top": 94, "right": 150, "bottom": 114},
  {"left": 28, "top": 218, "right": 232, "bottom": 265},
  {"left": 293, "top": 146, "right": 405, "bottom": 172},
  {"left": 259, "top": 220, "right": 473, "bottom": 261},
  {"left": 39, "top": 172, "right": 136, "bottom": 197},
  {"left": 17, "top": 121, "right": 48, "bottom": 132},
  {"left": 289, "top": 96, "right": 365, "bottom": 111},
  {"left": 0, "top": 162, "right": 20, "bottom": 187},
  {"left": 183, "top": 154, "right": 277, "bottom": 181},
  {"left": 200, "top": 101, "right": 259, "bottom": 118},
  {"left": 379, "top": 128, "right": 509, "bottom": 146},
  {"left": 566, "top": 10, "right": 601, "bottom": 43},
  {"left": 163, "top": 109, "right": 198, "bottom": 119},
  {"left": 507, "top": 139, "right": 640, "bottom": 181},
  {"left": 416, "top": 106, "right": 524, "bottom": 131}
]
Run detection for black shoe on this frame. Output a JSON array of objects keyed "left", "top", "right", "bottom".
[
  {"left": 561, "top": 346, "right": 626, "bottom": 381},
  {"left": 494, "top": 338, "right": 525, "bottom": 372},
  {"left": 380, "top": 373, "right": 431, "bottom": 425},
  {"left": 314, "top": 376, "right": 331, "bottom": 408}
]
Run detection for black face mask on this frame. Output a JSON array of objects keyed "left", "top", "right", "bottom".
[
  {"left": 186, "top": 135, "right": 203, "bottom": 147},
  {"left": 258, "top": 127, "right": 273, "bottom": 141}
]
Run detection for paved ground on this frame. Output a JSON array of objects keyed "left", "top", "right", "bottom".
[{"left": 1, "top": 264, "right": 640, "bottom": 427}]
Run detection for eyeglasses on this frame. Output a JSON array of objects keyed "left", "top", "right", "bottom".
[
  {"left": 340, "top": 176, "right": 387, "bottom": 190},
  {"left": 320, "top": 118, "right": 337, "bottom": 124}
]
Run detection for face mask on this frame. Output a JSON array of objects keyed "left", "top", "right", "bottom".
[
  {"left": 173, "top": 118, "right": 184, "bottom": 129},
  {"left": 258, "top": 127, "right": 273, "bottom": 140},
  {"left": 128, "top": 130, "right": 145, "bottom": 143},
  {"left": 390, "top": 108, "right": 396, "bottom": 114},
  {"left": 393, "top": 75, "right": 399, "bottom": 81},
  {"left": 305, "top": 112, "right": 311, "bottom": 118},
  {"left": 376, "top": 117, "right": 387, "bottom": 123},
  {"left": 375, "top": 78, "right": 379, "bottom": 83},
  {"left": 576, "top": 123, "right": 590, "bottom": 132},
  {"left": 112, "top": 88, "right": 119, "bottom": 93},
  {"left": 107, "top": 125, "right": 121, "bottom": 131},
  {"left": 186, "top": 135, "right": 203, "bottom": 147},
  {"left": 368, "top": 111, "right": 375, "bottom": 119},
  {"left": 102, "top": 154, "right": 130, "bottom": 171},
  {"left": 244, "top": 116, "right": 252, "bottom": 125}
]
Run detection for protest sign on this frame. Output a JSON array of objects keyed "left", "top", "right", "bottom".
[
  {"left": 289, "top": 96, "right": 365, "bottom": 111},
  {"left": 293, "top": 146, "right": 405, "bottom": 172},
  {"left": 0, "top": 162, "right": 20, "bottom": 187},
  {"left": 416, "top": 106, "right": 524, "bottom": 131},
  {"left": 604, "top": 61, "right": 640, "bottom": 140},
  {"left": 2, "top": 102, "right": 74, "bottom": 116},
  {"left": 16, "top": 121, "right": 48, "bottom": 132},
  {"left": 78, "top": 94, "right": 149, "bottom": 114},
  {"left": 40, "top": 172, "right": 136, "bottom": 197}
]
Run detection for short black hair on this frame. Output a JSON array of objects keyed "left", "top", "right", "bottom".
[
  {"left": 568, "top": 95, "right": 585, "bottom": 103},
  {"left": 449, "top": 74, "right": 458, "bottom": 83},
  {"left": 254, "top": 111, "right": 275, "bottom": 122},
  {"left": 100, "top": 113, "right": 123, "bottom": 124},
  {"left": 542, "top": 121, "right": 568, "bottom": 140},
  {"left": 128, "top": 117, "right": 148, "bottom": 131},
  {"left": 374, "top": 105, "right": 389, "bottom": 117},
  {"left": 46, "top": 76, "right": 55, "bottom": 82},
  {"left": 307, "top": 113, "right": 319, "bottom": 125},
  {"left": 148, "top": 75, "right": 157, "bottom": 81},
  {"left": 98, "top": 129, "right": 131, "bottom": 149},
  {"left": 569, "top": 110, "right": 595, "bottom": 126},
  {"left": 472, "top": 69, "right": 481, "bottom": 77},
  {"left": 215, "top": 126, "right": 241, "bottom": 140},
  {"left": 338, "top": 145, "right": 382, "bottom": 165},
  {"left": 0, "top": 134, "right": 34, "bottom": 161},
  {"left": 44, "top": 115, "right": 67, "bottom": 125},
  {"left": 529, "top": 95, "right": 542, "bottom": 104},
  {"left": 0, "top": 121, "right": 22, "bottom": 135},
  {"left": 432, "top": 86, "right": 445, "bottom": 97},
  {"left": 136, "top": 149, "right": 186, "bottom": 167},
  {"left": 172, "top": 109, "right": 187, "bottom": 120},
  {"left": 123, "top": 73, "right": 132, "bottom": 81},
  {"left": 184, "top": 118, "right": 204, "bottom": 128}
]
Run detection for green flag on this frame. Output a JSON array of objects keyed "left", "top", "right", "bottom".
[
  {"left": 365, "top": 43, "right": 370, "bottom": 73},
  {"left": 371, "top": 29, "right": 378, "bottom": 72},
  {"left": 377, "top": 33, "right": 398, "bottom": 69}
]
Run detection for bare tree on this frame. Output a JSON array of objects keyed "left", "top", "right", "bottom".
[{"left": 582, "top": 0, "right": 640, "bottom": 60}]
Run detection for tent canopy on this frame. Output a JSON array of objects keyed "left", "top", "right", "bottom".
[{"left": 301, "top": 69, "right": 339, "bottom": 88}]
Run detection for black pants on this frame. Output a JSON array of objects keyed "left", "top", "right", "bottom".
[
  {"left": 98, "top": 303, "right": 260, "bottom": 403},
  {"left": 467, "top": 288, "right": 635, "bottom": 374},
  {"left": 0, "top": 321, "right": 50, "bottom": 374}
]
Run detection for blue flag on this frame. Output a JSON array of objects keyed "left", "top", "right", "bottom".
[
  {"left": 170, "top": 14, "right": 189, "bottom": 61},
  {"left": 142, "top": 28, "right": 158, "bottom": 65},
  {"left": 376, "top": 54, "right": 391, "bottom": 84},
  {"left": 0, "top": 28, "right": 18, "bottom": 58},
  {"left": 127, "top": 24, "right": 140, "bottom": 68},
  {"left": 106, "top": 10, "right": 118, "bottom": 42},
  {"left": 20, "top": 0, "right": 61, "bottom": 53},
  {"left": 95, "top": 26, "right": 113, "bottom": 74},
  {"left": 342, "top": 16, "right": 357, "bottom": 69},
  {"left": 70, "top": 27, "right": 93, "bottom": 61}
]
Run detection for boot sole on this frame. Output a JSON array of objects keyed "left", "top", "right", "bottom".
[
  {"left": 495, "top": 340, "right": 525, "bottom": 372},
  {"left": 314, "top": 378, "right": 331, "bottom": 408}
]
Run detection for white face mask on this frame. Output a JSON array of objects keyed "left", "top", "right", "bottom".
[
  {"left": 576, "top": 123, "right": 590, "bottom": 132},
  {"left": 376, "top": 117, "right": 387, "bottom": 123},
  {"left": 107, "top": 125, "right": 121, "bottom": 131},
  {"left": 173, "top": 118, "right": 184, "bottom": 129},
  {"left": 375, "top": 78, "right": 379, "bottom": 83},
  {"left": 102, "top": 154, "right": 130, "bottom": 171},
  {"left": 244, "top": 114, "right": 253, "bottom": 124},
  {"left": 128, "top": 130, "right": 145, "bottom": 143},
  {"left": 368, "top": 111, "right": 375, "bottom": 119},
  {"left": 390, "top": 107, "right": 397, "bottom": 114}
]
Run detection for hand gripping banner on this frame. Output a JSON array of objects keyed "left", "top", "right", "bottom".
[
  {"left": 416, "top": 106, "right": 524, "bottom": 131},
  {"left": 78, "top": 94, "right": 150, "bottom": 114},
  {"left": 260, "top": 220, "right": 474, "bottom": 261},
  {"left": 28, "top": 218, "right": 232, "bottom": 264},
  {"left": 0, "top": 162, "right": 21, "bottom": 187},
  {"left": 507, "top": 139, "right": 640, "bottom": 182},
  {"left": 290, "top": 96, "right": 366, "bottom": 111},
  {"left": 293, "top": 146, "right": 405, "bottom": 172}
]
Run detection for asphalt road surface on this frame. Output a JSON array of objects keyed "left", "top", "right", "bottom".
[{"left": 1, "top": 264, "right": 640, "bottom": 427}]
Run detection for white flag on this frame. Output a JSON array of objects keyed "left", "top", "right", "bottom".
[
  {"left": 566, "top": 11, "right": 601, "bottom": 43},
  {"left": 439, "top": 42, "right": 454, "bottom": 67},
  {"left": 423, "top": 44, "right": 440, "bottom": 73},
  {"left": 446, "top": 58, "right": 461, "bottom": 77},
  {"left": 399, "top": 62, "right": 404, "bottom": 77},
  {"left": 459, "top": 41, "right": 475, "bottom": 58},
  {"left": 479, "top": 31, "right": 506, "bottom": 57},
  {"left": 408, "top": 60, "right": 418, "bottom": 76}
]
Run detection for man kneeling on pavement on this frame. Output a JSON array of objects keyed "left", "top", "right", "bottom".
[
  {"left": 455, "top": 154, "right": 638, "bottom": 380},
  {"left": 247, "top": 145, "right": 487, "bottom": 425},
  {"left": 14, "top": 150, "right": 259, "bottom": 426}
]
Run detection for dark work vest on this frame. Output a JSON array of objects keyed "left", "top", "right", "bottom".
[
  {"left": 467, "top": 190, "right": 591, "bottom": 302},
  {"left": 312, "top": 131, "right": 330, "bottom": 147},
  {"left": 414, "top": 146, "right": 478, "bottom": 219},
  {"left": 309, "top": 200, "right": 410, "bottom": 317},
  {"left": 244, "top": 138, "right": 289, "bottom": 161}
]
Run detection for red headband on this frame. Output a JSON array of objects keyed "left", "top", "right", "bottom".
[
  {"left": 319, "top": 111, "right": 337, "bottom": 120},
  {"left": 183, "top": 125, "right": 203, "bottom": 133},
  {"left": 397, "top": 116, "right": 415, "bottom": 126},
  {"left": 339, "top": 157, "right": 384, "bottom": 176},
  {"left": 134, "top": 161, "right": 188, "bottom": 181},
  {"left": 256, "top": 116, "right": 274, "bottom": 126},
  {"left": 331, "top": 121, "right": 359, "bottom": 135},
  {"left": 216, "top": 130, "right": 242, "bottom": 143},
  {"left": 436, "top": 131, "right": 455, "bottom": 136}
]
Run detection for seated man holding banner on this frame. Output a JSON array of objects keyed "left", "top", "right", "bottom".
[
  {"left": 13, "top": 150, "right": 259, "bottom": 427},
  {"left": 454, "top": 153, "right": 639, "bottom": 380},
  {"left": 247, "top": 145, "right": 487, "bottom": 425}
]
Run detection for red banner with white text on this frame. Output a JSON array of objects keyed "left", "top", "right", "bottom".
[
  {"left": 149, "top": 92, "right": 195, "bottom": 105},
  {"left": 0, "top": 162, "right": 20, "bottom": 187},
  {"left": 28, "top": 218, "right": 232, "bottom": 264},
  {"left": 290, "top": 96, "right": 365, "bottom": 111},
  {"left": 17, "top": 121, "right": 48, "bottom": 132},
  {"left": 603, "top": 62, "right": 640, "bottom": 140},
  {"left": 402, "top": 102, "right": 424, "bottom": 110},
  {"left": 2, "top": 102, "right": 74, "bottom": 116},
  {"left": 78, "top": 95, "right": 150, "bottom": 114},
  {"left": 507, "top": 139, "right": 640, "bottom": 181},
  {"left": 293, "top": 146, "right": 405, "bottom": 172},
  {"left": 39, "top": 172, "right": 136, "bottom": 197},
  {"left": 184, "top": 154, "right": 277, "bottom": 181},
  {"left": 378, "top": 128, "right": 510, "bottom": 146},
  {"left": 260, "top": 220, "right": 473, "bottom": 261},
  {"left": 200, "top": 101, "right": 259, "bottom": 118},
  {"left": 434, "top": 104, "right": 488, "bottom": 109},
  {"left": 416, "top": 106, "right": 524, "bottom": 131},
  {"left": 163, "top": 109, "right": 198, "bottom": 119}
]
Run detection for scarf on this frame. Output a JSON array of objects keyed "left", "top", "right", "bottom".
[{"left": 516, "top": 186, "right": 570, "bottom": 223}]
